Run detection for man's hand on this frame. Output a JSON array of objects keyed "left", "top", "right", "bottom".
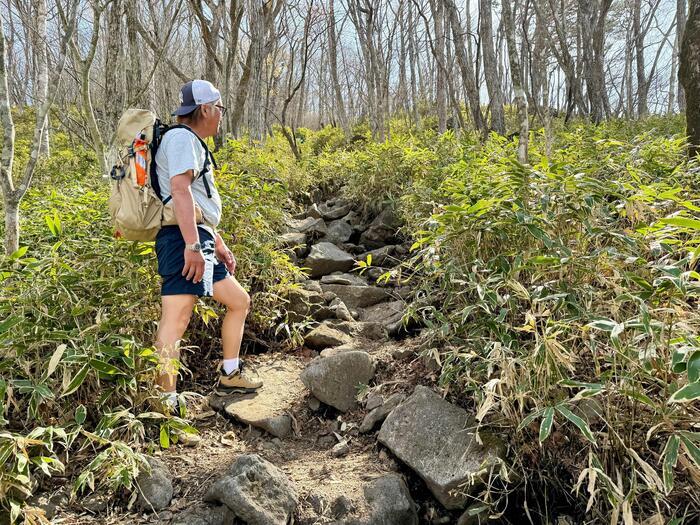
[
  {"left": 215, "top": 239, "right": 236, "bottom": 274},
  {"left": 183, "top": 249, "right": 205, "bottom": 282}
]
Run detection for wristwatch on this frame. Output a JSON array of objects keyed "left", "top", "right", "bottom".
[{"left": 185, "top": 242, "right": 202, "bottom": 252}]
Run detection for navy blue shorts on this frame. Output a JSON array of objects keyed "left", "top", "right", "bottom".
[{"left": 155, "top": 226, "right": 229, "bottom": 297}]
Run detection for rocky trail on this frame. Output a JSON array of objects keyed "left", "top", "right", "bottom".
[{"left": 40, "top": 198, "right": 507, "bottom": 525}]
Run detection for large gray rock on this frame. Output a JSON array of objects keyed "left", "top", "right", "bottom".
[
  {"left": 319, "top": 201, "right": 353, "bottom": 220},
  {"left": 360, "top": 301, "right": 406, "bottom": 335},
  {"left": 364, "top": 474, "right": 418, "bottom": 525},
  {"left": 359, "top": 208, "right": 402, "bottom": 249},
  {"left": 286, "top": 287, "right": 325, "bottom": 322},
  {"left": 358, "top": 246, "right": 396, "bottom": 267},
  {"left": 324, "top": 320, "right": 388, "bottom": 341},
  {"left": 171, "top": 505, "right": 235, "bottom": 525},
  {"left": 360, "top": 393, "right": 405, "bottom": 433},
  {"left": 322, "top": 219, "right": 354, "bottom": 244},
  {"left": 280, "top": 231, "right": 307, "bottom": 248},
  {"left": 321, "top": 272, "right": 368, "bottom": 286},
  {"left": 305, "top": 324, "right": 353, "bottom": 349},
  {"left": 378, "top": 386, "right": 504, "bottom": 509},
  {"left": 301, "top": 351, "right": 375, "bottom": 412},
  {"left": 329, "top": 297, "right": 354, "bottom": 321},
  {"left": 319, "top": 284, "right": 390, "bottom": 310},
  {"left": 306, "top": 243, "right": 356, "bottom": 278},
  {"left": 204, "top": 454, "right": 297, "bottom": 525},
  {"left": 221, "top": 361, "right": 306, "bottom": 438},
  {"left": 136, "top": 457, "right": 173, "bottom": 511},
  {"left": 287, "top": 216, "right": 327, "bottom": 236}
]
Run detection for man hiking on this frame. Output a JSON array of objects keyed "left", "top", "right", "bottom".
[{"left": 154, "top": 79, "right": 262, "bottom": 409}]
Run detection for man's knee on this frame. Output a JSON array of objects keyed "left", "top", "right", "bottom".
[{"left": 234, "top": 290, "right": 251, "bottom": 314}]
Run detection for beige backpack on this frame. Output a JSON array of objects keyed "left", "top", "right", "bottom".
[{"left": 108, "top": 109, "right": 210, "bottom": 241}]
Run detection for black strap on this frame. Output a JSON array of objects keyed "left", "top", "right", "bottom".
[{"left": 151, "top": 122, "right": 217, "bottom": 202}]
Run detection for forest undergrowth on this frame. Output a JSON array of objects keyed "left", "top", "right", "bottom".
[{"left": 1, "top": 111, "right": 699, "bottom": 523}]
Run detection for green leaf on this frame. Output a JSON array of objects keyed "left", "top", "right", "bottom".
[
  {"left": 89, "top": 359, "right": 123, "bottom": 375},
  {"left": 556, "top": 405, "right": 596, "bottom": 444},
  {"left": 0, "top": 315, "right": 23, "bottom": 334},
  {"left": 661, "top": 217, "right": 700, "bottom": 230},
  {"left": 517, "top": 408, "right": 544, "bottom": 431},
  {"left": 662, "top": 435, "right": 680, "bottom": 494},
  {"left": 61, "top": 364, "right": 89, "bottom": 397},
  {"left": 687, "top": 351, "right": 700, "bottom": 383},
  {"left": 159, "top": 426, "right": 170, "bottom": 449},
  {"left": 587, "top": 319, "right": 616, "bottom": 332},
  {"left": 680, "top": 435, "right": 700, "bottom": 469},
  {"left": 8, "top": 246, "right": 28, "bottom": 260},
  {"left": 668, "top": 382, "right": 700, "bottom": 403},
  {"left": 539, "top": 407, "right": 554, "bottom": 443},
  {"left": 75, "top": 405, "right": 87, "bottom": 425}
]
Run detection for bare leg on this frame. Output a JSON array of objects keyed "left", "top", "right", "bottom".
[
  {"left": 212, "top": 276, "right": 251, "bottom": 361},
  {"left": 155, "top": 294, "right": 197, "bottom": 393}
]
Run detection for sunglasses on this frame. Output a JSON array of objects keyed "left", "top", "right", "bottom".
[{"left": 214, "top": 104, "right": 227, "bottom": 117}]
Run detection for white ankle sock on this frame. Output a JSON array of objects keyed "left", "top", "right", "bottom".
[{"left": 223, "top": 358, "right": 240, "bottom": 374}]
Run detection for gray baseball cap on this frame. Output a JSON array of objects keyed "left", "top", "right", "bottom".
[{"left": 171, "top": 79, "right": 221, "bottom": 116}]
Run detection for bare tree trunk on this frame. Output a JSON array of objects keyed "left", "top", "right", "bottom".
[
  {"left": 34, "top": 0, "right": 49, "bottom": 156},
  {"left": 1, "top": 5, "right": 74, "bottom": 254},
  {"left": 680, "top": 0, "right": 700, "bottom": 157},
  {"left": 445, "top": 0, "right": 485, "bottom": 133},
  {"left": 480, "top": 0, "right": 505, "bottom": 134},
  {"left": 502, "top": 0, "right": 528, "bottom": 164},
  {"left": 407, "top": 0, "right": 421, "bottom": 130},
  {"left": 328, "top": 0, "right": 350, "bottom": 137},
  {"left": 678, "top": 0, "right": 687, "bottom": 111},
  {"left": 429, "top": 0, "right": 447, "bottom": 132},
  {"left": 105, "top": 0, "right": 124, "bottom": 137},
  {"left": 633, "top": 0, "right": 648, "bottom": 117}
]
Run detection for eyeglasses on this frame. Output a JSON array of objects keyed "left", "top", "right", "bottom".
[{"left": 214, "top": 104, "right": 227, "bottom": 117}]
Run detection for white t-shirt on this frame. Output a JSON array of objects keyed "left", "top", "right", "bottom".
[{"left": 154, "top": 127, "right": 222, "bottom": 228}]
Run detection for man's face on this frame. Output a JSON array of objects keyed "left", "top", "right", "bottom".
[{"left": 201, "top": 100, "right": 223, "bottom": 137}]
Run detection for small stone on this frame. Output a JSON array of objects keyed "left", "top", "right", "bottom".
[
  {"left": 365, "top": 394, "right": 384, "bottom": 411},
  {"left": 280, "top": 231, "right": 307, "bottom": 248},
  {"left": 301, "top": 351, "right": 375, "bottom": 412},
  {"left": 136, "top": 457, "right": 173, "bottom": 511},
  {"left": 82, "top": 493, "right": 109, "bottom": 513},
  {"left": 317, "top": 434, "right": 337, "bottom": 449},
  {"left": 331, "top": 440, "right": 351, "bottom": 457},
  {"left": 308, "top": 396, "right": 321, "bottom": 411},
  {"left": 319, "top": 202, "right": 353, "bottom": 220},
  {"left": 330, "top": 495, "right": 355, "bottom": 519},
  {"left": 360, "top": 393, "right": 405, "bottom": 433},
  {"left": 305, "top": 243, "right": 356, "bottom": 278}
]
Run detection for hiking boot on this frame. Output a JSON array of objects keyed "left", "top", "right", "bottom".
[{"left": 214, "top": 362, "right": 263, "bottom": 396}]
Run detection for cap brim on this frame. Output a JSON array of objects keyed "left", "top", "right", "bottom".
[{"left": 171, "top": 105, "right": 198, "bottom": 116}]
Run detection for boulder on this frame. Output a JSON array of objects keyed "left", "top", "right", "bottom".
[
  {"left": 171, "top": 505, "right": 235, "bottom": 525},
  {"left": 204, "top": 454, "right": 297, "bottom": 525},
  {"left": 360, "top": 393, "right": 405, "bottom": 433},
  {"left": 324, "top": 320, "right": 388, "bottom": 341},
  {"left": 280, "top": 231, "right": 307, "bottom": 248},
  {"left": 319, "top": 284, "right": 390, "bottom": 310},
  {"left": 320, "top": 341, "right": 363, "bottom": 358},
  {"left": 319, "top": 201, "right": 353, "bottom": 220},
  {"left": 301, "top": 351, "right": 375, "bottom": 412},
  {"left": 321, "top": 272, "right": 368, "bottom": 286},
  {"left": 306, "top": 243, "right": 356, "bottom": 278},
  {"left": 322, "top": 219, "right": 354, "bottom": 244},
  {"left": 359, "top": 208, "right": 402, "bottom": 249},
  {"left": 287, "top": 216, "right": 327, "bottom": 236},
  {"left": 328, "top": 297, "right": 354, "bottom": 321},
  {"left": 306, "top": 203, "right": 323, "bottom": 219},
  {"left": 364, "top": 474, "right": 418, "bottom": 525},
  {"left": 286, "top": 287, "right": 325, "bottom": 322},
  {"left": 305, "top": 324, "right": 353, "bottom": 349},
  {"left": 377, "top": 386, "right": 504, "bottom": 509},
  {"left": 358, "top": 245, "right": 395, "bottom": 267},
  {"left": 221, "top": 361, "right": 306, "bottom": 438},
  {"left": 360, "top": 300, "right": 406, "bottom": 335},
  {"left": 136, "top": 457, "right": 173, "bottom": 511}
]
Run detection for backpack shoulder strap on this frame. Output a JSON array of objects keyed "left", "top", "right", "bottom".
[{"left": 155, "top": 124, "right": 217, "bottom": 202}]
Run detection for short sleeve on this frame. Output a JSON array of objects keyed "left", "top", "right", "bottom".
[{"left": 163, "top": 130, "right": 202, "bottom": 179}]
